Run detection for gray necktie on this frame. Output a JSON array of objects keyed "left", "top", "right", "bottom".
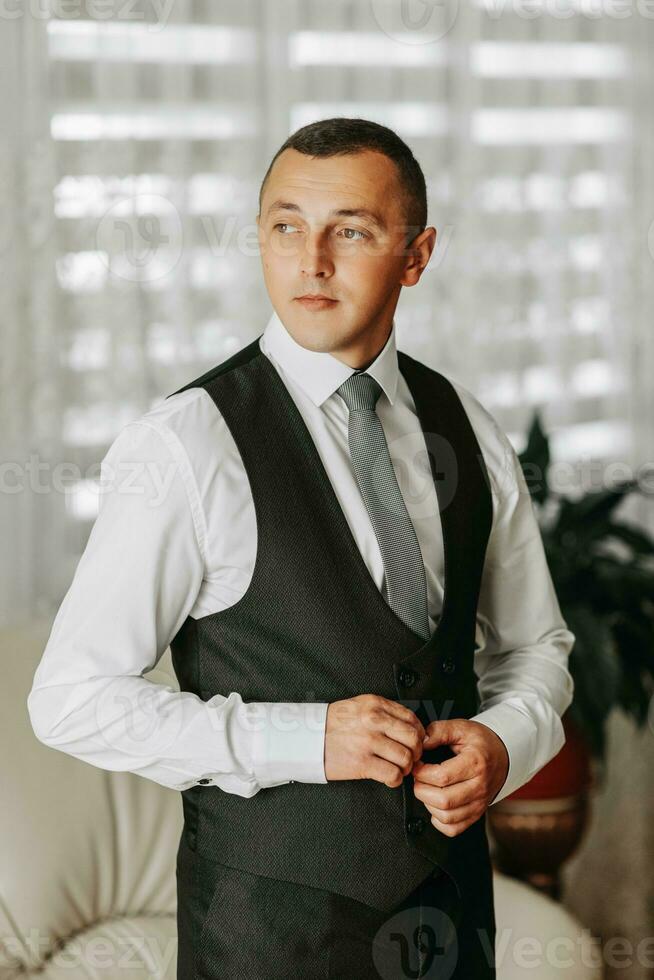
[{"left": 336, "top": 371, "right": 431, "bottom": 641}]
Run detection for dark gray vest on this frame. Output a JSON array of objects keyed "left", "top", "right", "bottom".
[{"left": 166, "top": 335, "right": 494, "bottom": 916}]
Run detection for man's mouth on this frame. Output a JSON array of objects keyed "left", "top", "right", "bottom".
[{"left": 295, "top": 294, "right": 338, "bottom": 309}]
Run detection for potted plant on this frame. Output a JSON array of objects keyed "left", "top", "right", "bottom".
[{"left": 487, "top": 411, "right": 654, "bottom": 896}]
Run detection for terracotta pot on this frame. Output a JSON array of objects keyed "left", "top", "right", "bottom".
[
  {"left": 486, "top": 710, "right": 594, "bottom": 899},
  {"left": 506, "top": 710, "right": 594, "bottom": 800}
]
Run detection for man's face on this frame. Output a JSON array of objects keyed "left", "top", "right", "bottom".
[{"left": 256, "top": 148, "right": 435, "bottom": 362}]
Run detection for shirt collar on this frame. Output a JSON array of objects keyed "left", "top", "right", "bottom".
[{"left": 260, "top": 308, "right": 399, "bottom": 408}]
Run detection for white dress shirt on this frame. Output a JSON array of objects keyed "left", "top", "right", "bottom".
[{"left": 27, "top": 310, "right": 575, "bottom": 806}]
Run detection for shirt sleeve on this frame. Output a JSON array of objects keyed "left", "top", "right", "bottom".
[
  {"left": 468, "top": 413, "right": 575, "bottom": 806},
  {"left": 26, "top": 418, "right": 328, "bottom": 794}
]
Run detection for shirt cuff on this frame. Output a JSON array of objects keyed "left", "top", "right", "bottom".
[
  {"left": 470, "top": 700, "right": 539, "bottom": 806},
  {"left": 251, "top": 701, "right": 329, "bottom": 788}
]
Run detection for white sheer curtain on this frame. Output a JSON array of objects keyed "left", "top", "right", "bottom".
[
  {"left": 1, "top": 6, "right": 61, "bottom": 626},
  {"left": 3, "top": 1, "right": 654, "bottom": 972}
]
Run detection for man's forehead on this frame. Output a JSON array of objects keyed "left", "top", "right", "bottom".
[
  {"left": 263, "top": 150, "right": 401, "bottom": 223},
  {"left": 273, "top": 146, "right": 397, "bottom": 187}
]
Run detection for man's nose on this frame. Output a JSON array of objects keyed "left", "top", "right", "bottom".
[{"left": 300, "top": 231, "right": 333, "bottom": 277}]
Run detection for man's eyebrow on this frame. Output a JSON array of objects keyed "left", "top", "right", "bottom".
[{"left": 266, "top": 200, "right": 387, "bottom": 231}]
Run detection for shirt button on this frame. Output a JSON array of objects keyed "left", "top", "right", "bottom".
[
  {"left": 407, "top": 817, "right": 426, "bottom": 835},
  {"left": 198, "top": 778, "right": 211, "bottom": 785},
  {"left": 398, "top": 668, "right": 418, "bottom": 688},
  {"left": 441, "top": 658, "right": 456, "bottom": 674}
]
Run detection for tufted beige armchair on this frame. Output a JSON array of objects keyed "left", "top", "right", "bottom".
[{"left": 3, "top": 620, "right": 602, "bottom": 979}]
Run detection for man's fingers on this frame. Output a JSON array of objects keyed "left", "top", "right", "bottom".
[
  {"left": 372, "top": 733, "right": 417, "bottom": 773},
  {"left": 413, "top": 771, "right": 481, "bottom": 810},
  {"left": 423, "top": 718, "right": 465, "bottom": 748},
  {"left": 383, "top": 716, "right": 426, "bottom": 761},
  {"left": 367, "top": 754, "right": 406, "bottom": 788},
  {"left": 380, "top": 698, "right": 426, "bottom": 737},
  {"left": 413, "top": 749, "right": 482, "bottom": 788},
  {"left": 430, "top": 798, "right": 481, "bottom": 823},
  {"left": 429, "top": 813, "right": 477, "bottom": 837}
]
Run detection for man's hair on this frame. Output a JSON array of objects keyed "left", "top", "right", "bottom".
[{"left": 258, "top": 117, "right": 427, "bottom": 245}]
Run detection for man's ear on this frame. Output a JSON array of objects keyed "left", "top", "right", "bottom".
[{"left": 400, "top": 226, "right": 437, "bottom": 287}]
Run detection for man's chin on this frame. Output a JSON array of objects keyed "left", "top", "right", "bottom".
[{"left": 285, "top": 311, "right": 349, "bottom": 352}]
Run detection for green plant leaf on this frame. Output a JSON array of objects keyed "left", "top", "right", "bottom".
[
  {"left": 611, "top": 615, "right": 654, "bottom": 725},
  {"left": 518, "top": 410, "right": 550, "bottom": 505},
  {"left": 554, "top": 481, "right": 638, "bottom": 535},
  {"left": 519, "top": 415, "right": 654, "bottom": 760},
  {"left": 604, "top": 521, "right": 654, "bottom": 555},
  {"left": 560, "top": 605, "right": 621, "bottom": 763}
]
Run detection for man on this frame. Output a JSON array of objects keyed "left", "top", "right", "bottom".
[{"left": 28, "top": 117, "right": 574, "bottom": 978}]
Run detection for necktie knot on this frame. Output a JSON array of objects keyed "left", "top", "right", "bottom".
[{"left": 336, "top": 372, "right": 382, "bottom": 413}]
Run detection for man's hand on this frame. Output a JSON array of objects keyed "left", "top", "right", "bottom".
[
  {"left": 411, "top": 719, "right": 509, "bottom": 836},
  {"left": 324, "top": 695, "right": 426, "bottom": 787}
]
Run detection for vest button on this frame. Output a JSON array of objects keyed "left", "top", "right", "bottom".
[
  {"left": 441, "top": 658, "right": 456, "bottom": 674},
  {"left": 198, "top": 778, "right": 211, "bottom": 785},
  {"left": 398, "top": 668, "right": 418, "bottom": 688},
  {"left": 407, "top": 817, "right": 426, "bottom": 835}
]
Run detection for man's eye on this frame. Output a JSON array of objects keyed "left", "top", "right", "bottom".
[{"left": 272, "top": 223, "right": 367, "bottom": 240}]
